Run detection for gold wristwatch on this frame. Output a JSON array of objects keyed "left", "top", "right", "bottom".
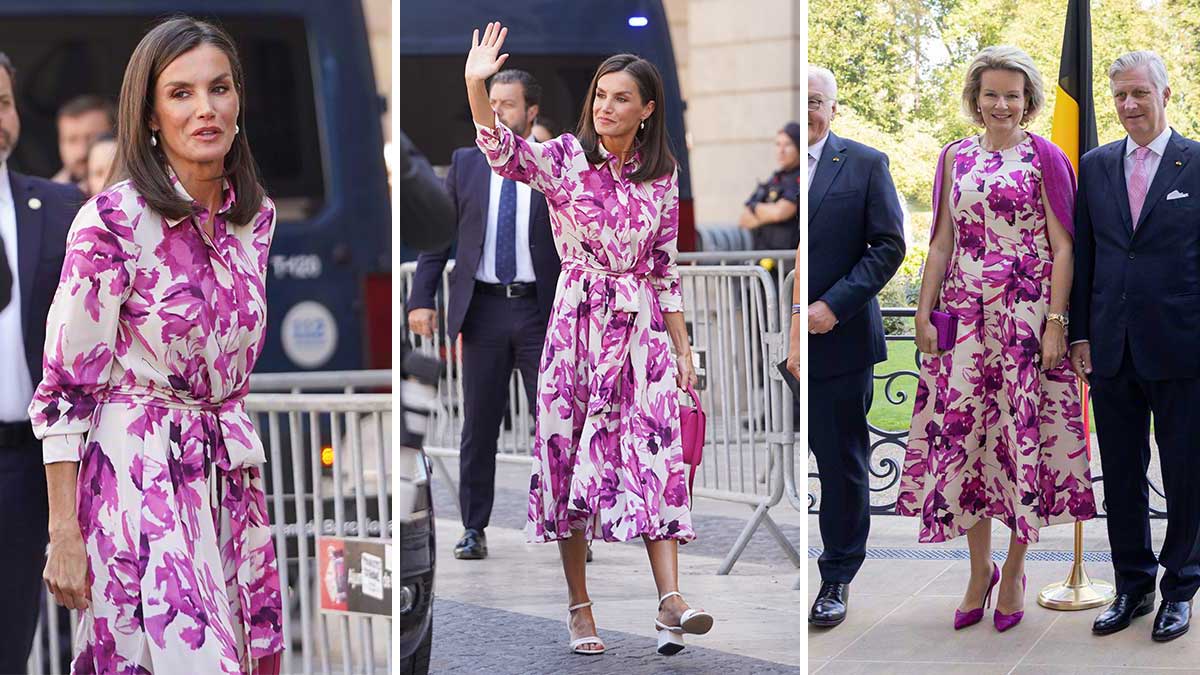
[{"left": 1047, "top": 313, "right": 1068, "bottom": 328}]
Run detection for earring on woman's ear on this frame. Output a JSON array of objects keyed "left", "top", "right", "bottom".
[
  {"left": 150, "top": 133, "right": 157, "bottom": 147},
  {"left": 640, "top": 120, "right": 645, "bottom": 131},
  {"left": 235, "top": 124, "right": 240, "bottom": 135}
]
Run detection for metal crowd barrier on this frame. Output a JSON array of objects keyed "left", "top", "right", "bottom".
[
  {"left": 28, "top": 389, "right": 393, "bottom": 675},
  {"left": 399, "top": 253, "right": 801, "bottom": 575}
]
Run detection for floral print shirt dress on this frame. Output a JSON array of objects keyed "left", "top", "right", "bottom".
[
  {"left": 476, "top": 121, "right": 695, "bottom": 544},
  {"left": 29, "top": 175, "right": 284, "bottom": 674}
]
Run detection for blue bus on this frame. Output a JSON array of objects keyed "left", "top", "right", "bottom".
[
  {"left": 0, "top": 0, "right": 392, "bottom": 372},
  {"left": 399, "top": 0, "right": 696, "bottom": 256}
]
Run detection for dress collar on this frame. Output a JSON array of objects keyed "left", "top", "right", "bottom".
[
  {"left": 163, "top": 164, "right": 237, "bottom": 228},
  {"left": 595, "top": 139, "right": 641, "bottom": 178}
]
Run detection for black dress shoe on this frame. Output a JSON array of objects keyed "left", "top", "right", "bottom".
[
  {"left": 1152, "top": 600, "right": 1192, "bottom": 642},
  {"left": 809, "top": 582, "right": 848, "bottom": 627},
  {"left": 454, "top": 528, "right": 488, "bottom": 560},
  {"left": 1093, "top": 592, "right": 1156, "bottom": 635}
]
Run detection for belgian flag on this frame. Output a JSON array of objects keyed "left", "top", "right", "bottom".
[
  {"left": 1051, "top": 0, "right": 1096, "bottom": 461},
  {"left": 1050, "top": 0, "right": 1097, "bottom": 172}
]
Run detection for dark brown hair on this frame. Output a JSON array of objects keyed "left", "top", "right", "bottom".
[
  {"left": 58, "top": 94, "right": 117, "bottom": 128},
  {"left": 575, "top": 54, "right": 676, "bottom": 183},
  {"left": 110, "top": 15, "right": 264, "bottom": 225}
]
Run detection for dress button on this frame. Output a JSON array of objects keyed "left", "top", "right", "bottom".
[{"left": 1128, "top": 252, "right": 1135, "bottom": 260}]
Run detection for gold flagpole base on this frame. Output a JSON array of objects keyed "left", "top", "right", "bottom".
[{"left": 1038, "top": 521, "right": 1117, "bottom": 611}]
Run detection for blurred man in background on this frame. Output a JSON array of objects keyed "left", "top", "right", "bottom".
[
  {"left": 50, "top": 95, "right": 115, "bottom": 189},
  {"left": 0, "top": 52, "right": 85, "bottom": 672},
  {"left": 406, "top": 69, "right": 559, "bottom": 560}
]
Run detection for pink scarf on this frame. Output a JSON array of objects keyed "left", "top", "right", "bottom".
[{"left": 929, "top": 132, "right": 1077, "bottom": 239}]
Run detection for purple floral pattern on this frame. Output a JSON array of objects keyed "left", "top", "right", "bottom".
[
  {"left": 897, "top": 136, "right": 1096, "bottom": 543},
  {"left": 29, "top": 174, "right": 283, "bottom": 673},
  {"left": 476, "top": 120, "right": 694, "bottom": 543}
]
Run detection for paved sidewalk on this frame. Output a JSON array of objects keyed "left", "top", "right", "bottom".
[
  {"left": 427, "top": 458, "right": 803, "bottom": 673},
  {"left": 807, "top": 515, "right": 1200, "bottom": 674}
]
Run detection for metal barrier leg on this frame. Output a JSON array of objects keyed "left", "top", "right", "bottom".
[
  {"left": 427, "top": 452, "right": 462, "bottom": 519},
  {"left": 760, "top": 512, "right": 802, "bottom": 568},
  {"left": 27, "top": 619, "right": 43, "bottom": 675},
  {"left": 717, "top": 500, "right": 774, "bottom": 575}
]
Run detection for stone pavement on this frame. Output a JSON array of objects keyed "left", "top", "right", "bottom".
[
  {"left": 807, "top": 515, "right": 1200, "bottom": 674},
  {"left": 427, "top": 458, "right": 803, "bottom": 673}
]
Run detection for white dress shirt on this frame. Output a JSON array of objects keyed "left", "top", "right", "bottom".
[
  {"left": 0, "top": 163, "right": 32, "bottom": 421},
  {"left": 476, "top": 169, "right": 535, "bottom": 283},
  {"left": 808, "top": 132, "right": 830, "bottom": 189},
  {"left": 1124, "top": 125, "right": 1173, "bottom": 197}
]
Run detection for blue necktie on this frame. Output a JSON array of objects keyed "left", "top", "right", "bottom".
[{"left": 495, "top": 178, "right": 517, "bottom": 284}]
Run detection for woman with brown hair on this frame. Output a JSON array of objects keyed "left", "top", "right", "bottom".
[
  {"left": 30, "top": 16, "right": 283, "bottom": 673},
  {"left": 464, "top": 22, "right": 714, "bottom": 657}
]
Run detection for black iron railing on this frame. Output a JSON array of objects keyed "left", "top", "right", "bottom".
[{"left": 808, "top": 307, "right": 1169, "bottom": 518}]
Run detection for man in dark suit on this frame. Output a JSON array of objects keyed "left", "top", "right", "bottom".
[
  {"left": 806, "top": 66, "right": 905, "bottom": 628},
  {"left": 1071, "top": 51, "right": 1200, "bottom": 643},
  {"left": 0, "top": 52, "right": 85, "bottom": 672},
  {"left": 407, "top": 69, "right": 559, "bottom": 560}
]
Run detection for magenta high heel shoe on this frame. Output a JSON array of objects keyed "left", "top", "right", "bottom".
[
  {"left": 993, "top": 573, "right": 1027, "bottom": 632},
  {"left": 954, "top": 562, "right": 1000, "bottom": 630}
]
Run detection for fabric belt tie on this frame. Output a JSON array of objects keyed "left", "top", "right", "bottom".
[
  {"left": 101, "top": 387, "right": 266, "bottom": 470},
  {"left": 102, "top": 385, "right": 276, "bottom": 668},
  {"left": 563, "top": 261, "right": 653, "bottom": 415}
]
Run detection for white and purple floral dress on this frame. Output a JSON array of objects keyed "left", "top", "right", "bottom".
[
  {"left": 476, "top": 121, "right": 695, "bottom": 544},
  {"left": 29, "top": 175, "right": 283, "bottom": 674},
  {"left": 897, "top": 135, "right": 1097, "bottom": 543}
]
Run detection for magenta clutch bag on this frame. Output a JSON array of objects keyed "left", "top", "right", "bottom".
[
  {"left": 679, "top": 383, "right": 705, "bottom": 503},
  {"left": 930, "top": 310, "right": 958, "bottom": 351}
]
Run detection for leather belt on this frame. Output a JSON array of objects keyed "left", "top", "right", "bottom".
[
  {"left": 474, "top": 280, "right": 536, "bottom": 298},
  {"left": 0, "top": 420, "right": 36, "bottom": 447}
]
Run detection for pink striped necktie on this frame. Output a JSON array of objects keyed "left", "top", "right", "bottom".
[{"left": 1129, "top": 145, "right": 1151, "bottom": 228}]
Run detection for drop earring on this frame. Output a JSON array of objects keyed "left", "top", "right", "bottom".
[
  {"left": 150, "top": 133, "right": 157, "bottom": 147},
  {"left": 235, "top": 124, "right": 240, "bottom": 135},
  {"left": 640, "top": 120, "right": 645, "bottom": 130}
]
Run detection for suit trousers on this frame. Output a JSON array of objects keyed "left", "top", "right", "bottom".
[
  {"left": 0, "top": 440, "right": 49, "bottom": 673},
  {"left": 809, "top": 366, "right": 874, "bottom": 584},
  {"left": 1091, "top": 344, "right": 1200, "bottom": 601},
  {"left": 458, "top": 292, "right": 545, "bottom": 532}
]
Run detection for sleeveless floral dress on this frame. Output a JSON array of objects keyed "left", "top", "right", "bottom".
[{"left": 896, "top": 135, "right": 1097, "bottom": 543}]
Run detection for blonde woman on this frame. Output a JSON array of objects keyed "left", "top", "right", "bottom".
[{"left": 897, "top": 45, "right": 1096, "bottom": 632}]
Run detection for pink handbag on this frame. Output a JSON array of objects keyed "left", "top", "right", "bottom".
[{"left": 679, "top": 383, "right": 705, "bottom": 504}]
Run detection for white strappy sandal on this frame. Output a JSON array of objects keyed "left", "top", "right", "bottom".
[
  {"left": 567, "top": 601, "right": 606, "bottom": 655},
  {"left": 654, "top": 591, "right": 714, "bottom": 655}
]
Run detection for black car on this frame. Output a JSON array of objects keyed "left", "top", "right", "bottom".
[{"left": 399, "top": 352, "right": 440, "bottom": 674}]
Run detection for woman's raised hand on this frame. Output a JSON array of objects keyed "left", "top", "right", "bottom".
[{"left": 465, "top": 22, "right": 509, "bottom": 82}]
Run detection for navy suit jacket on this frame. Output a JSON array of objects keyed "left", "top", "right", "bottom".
[
  {"left": 1070, "top": 129, "right": 1200, "bottom": 380},
  {"left": 407, "top": 146, "right": 559, "bottom": 339},
  {"left": 807, "top": 132, "right": 906, "bottom": 379},
  {"left": 16, "top": 170, "right": 84, "bottom": 389}
]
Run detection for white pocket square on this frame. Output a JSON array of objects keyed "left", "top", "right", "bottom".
[{"left": 1167, "top": 190, "right": 1190, "bottom": 200}]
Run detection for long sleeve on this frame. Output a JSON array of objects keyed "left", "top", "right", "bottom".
[
  {"left": 408, "top": 246, "right": 451, "bottom": 310},
  {"left": 407, "top": 154, "right": 458, "bottom": 310},
  {"left": 1069, "top": 164, "right": 1094, "bottom": 344},
  {"left": 474, "top": 118, "right": 574, "bottom": 204},
  {"left": 29, "top": 197, "right": 138, "bottom": 463},
  {"left": 818, "top": 153, "right": 906, "bottom": 320},
  {"left": 648, "top": 169, "right": 683, "bottom": 312}
]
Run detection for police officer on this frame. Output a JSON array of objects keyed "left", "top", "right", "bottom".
[{"left": 739, "top": 121, "right": 801, "bottom": 251}]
